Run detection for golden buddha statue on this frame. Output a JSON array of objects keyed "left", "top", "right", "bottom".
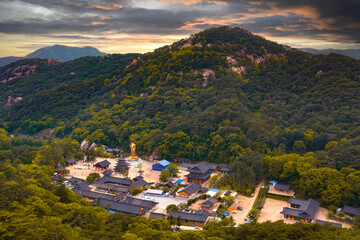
[{"left": 128, "top": 140, "right": 138, "bottom": 160}]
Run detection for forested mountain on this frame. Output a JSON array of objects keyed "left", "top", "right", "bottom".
[
  {"left": 1, "top": 27, "right": 359, "bottom": 167},
  {"left": 1, "top": 27, "right": 360, "bottom": 238},
  {"left": 25, "top": 45, "right": 107, "bottom": 62},
  {"left": 0, "top": 54, "right": 140, "bottom": 107}
]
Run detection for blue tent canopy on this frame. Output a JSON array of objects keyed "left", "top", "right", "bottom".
[
  {"left": 269, "top": 180, "right": 278, "bottom": 184},
  {"left": 175, "top": 179, "right": 184, "bottom": 184}
]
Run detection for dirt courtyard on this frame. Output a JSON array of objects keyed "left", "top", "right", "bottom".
[
  {"left": 231, "top": 194, "right": 253, "bottom": 224},
  {"left": 315, "top": 207, "right": 350, "bottom": 228},
  {"left": 257, "top": 198, "right": 288, "bottom": 223},
  {"left": 66, "top": 157, "right": 160, "bottom": 183}
]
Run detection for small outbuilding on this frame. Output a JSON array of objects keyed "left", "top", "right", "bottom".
[
  {"left": 94, "top": 160, "right": 111, "bottom": 171},
  {"left": 342, "top": 205, "right": 360, "bottom": 218},
  {"left": 177, "top": 182, "right": 202, "bottom": 198},
  {"left": 152, "top": 159, "right": 170, "bottom": 171},
  {"left": 200, "top": 197, "right": 217, "bottom": 210},
  {"left": 164, "top": 181, "right": 175, "bottom": 189},
  {"left": 274, "top": 183, "right": 291, "bottom": 192},
  {"left": 66, "top": 158, "right": 76, "bottom": 166}
]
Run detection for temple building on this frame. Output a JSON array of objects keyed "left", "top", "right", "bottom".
[{"left": 185, "top": 162, "right": 217, "bottom": 184}]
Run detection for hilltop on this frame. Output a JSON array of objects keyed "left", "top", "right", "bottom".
[
  {"left": 25, "top": 45, "right": 107, "bottom": 62},
  {"left": 1, "top": 26, "right": 359, "bottom": 168},
  {"left": 0, "top": 45, "right": 107, "bottom": 67}
]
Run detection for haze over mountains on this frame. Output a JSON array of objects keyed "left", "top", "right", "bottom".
[
  {"left": 301, "top": 48, "right": 360, "bottom": 60},
  {"left": 0, "top": 45, "right": 107, "bottom": 67}
]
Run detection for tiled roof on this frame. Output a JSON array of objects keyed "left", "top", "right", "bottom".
[
  {"left": 180, "top": 163, "right": 196, "bottom": 169},
  {"left": 133, "top": 175, "right": 144, "bottom": 181},
  {"left": 224, "top": 191, "right": 232, "bottom": 196},
  {"left": 342, "top": 205, "right": 360, "bottom": 215},
  {"left": 179, "top": 182, "right": 201, "bottom": 195},
  {"left": 219, "top": 167, "right": 230, "bottom": 172},
  {"left": 93, "top": 199, "right": 148, "bottom": 215},
  {"left": 165, "top": 181, "right": 175, "bottom": 188},
  {"left": 186, "top": 170, "right": 212, "bottom": 180},
  {"left": 149, "top": 212, "right": 166, "bottom": 219},
  {"left": 66, "top": 158, "right": 76, "bottom": 164},
  {"left": 96, "top": 176, "right": 133, "bottom": 186},
  {"left": 168, "top": 210, "right": 209, "bottom": 222},
  {"left": 94, "top": 160, "right": 111, "bottom": 168},
  {"left": 199, "top": 197, "right": 217, "bottom": 208},
  {"left": 103, "top": 169, "right": 114, "bottom": 176},
  {"left": 73, "top": 189, "right": 116, "bottom": 201},
  {"left": 97, "top": 183, "right": 129, "bottom": 193},
  {"left": 189, "top": 162, "right": 212, "bottom": 174},
  {"left": 275, "top": 183, "right": 291, "bottom": 191},
  {"left": 131, "top": 179, "right": 148, "bottom": 189},
  {"left": 122, "top": 196, "right": 158, "bottom": 209},
  {"left": 198, "top": 187, "right": 208, "bottom": 193},
  {"left": 281, "top": 198, "right": 320, "bottom": 220},
  {"left": 68, "top": 177, "right": 86, "bottom": 186}
]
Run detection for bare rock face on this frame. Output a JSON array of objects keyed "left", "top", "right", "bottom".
[
  {"left": 315, "top": 70, "right": 324, "bottom": 77},
  {"left": 1, "top": 59, "right": 61, "bottom": 83},
  {"left": 126, "top": 57, "right": 141, "bottom": 69},
  {"left": 180, "top": 39, "right": 192, "bottom": 49},
  {"left": 1, "top": 64, "right": 38, "bottom": 83},
  {"left": 193, "top": 68, "right": 215, "bottom": 86},
  {"left": 6, "top": 96, "right": 23, "bottom": 106},
  {"left": 46, "top": 59, "right": 61, "bottom": 66}
]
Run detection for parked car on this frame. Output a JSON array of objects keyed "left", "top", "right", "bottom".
[
  {"left": 237, "top": 206, "right": 243, "bottom": 210},
  {"left": 231, "top": 211, "right": 237, "bottom": 214}
]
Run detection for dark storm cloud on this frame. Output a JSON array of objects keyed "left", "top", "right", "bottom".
[
  {"left": 228, "top": 0, "right": 360, "bottom": 42},
  {"left": 0, "top": 0, "right": 359, "bottom": 48}
]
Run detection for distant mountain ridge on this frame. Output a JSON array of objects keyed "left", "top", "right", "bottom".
[
  {"left": 0, "top": 45, "right": 107, "bottom": 67},
  {"left": 300, "top": 48, "right": 360, "bottom": 59},
  {"left": 0, "top": 56, "right": 24, "bottom": 67},
  {"left": 25, "top": 45, "right": 107, "bottom": 62}
]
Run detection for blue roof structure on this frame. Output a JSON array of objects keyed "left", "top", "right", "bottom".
[
  {"left": 152, "top": 159, "right": 170, "bottom": 171},
  {"left": 158, "top": 160, "right": 170, "bottom": 166},
  {"left": 175, "top": 179, "right": 184, "bottom": 184},
  {"left": 269, "top": 180, "right": 278, "bottom": 184}
]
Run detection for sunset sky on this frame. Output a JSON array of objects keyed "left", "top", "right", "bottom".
[{"left": 0, "top": 0, "right": 359, "bottom": 57}]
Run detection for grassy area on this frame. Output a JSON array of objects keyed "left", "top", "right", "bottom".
[{"left": 266, "top": 193, "right": 291, "bottom": 202}]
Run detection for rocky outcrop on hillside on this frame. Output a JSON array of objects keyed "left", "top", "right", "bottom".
[{"left": 0, "top": 59, "right": 60, "bottom": 83}]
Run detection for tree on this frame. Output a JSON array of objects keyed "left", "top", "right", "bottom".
[
  {"left": 354, "top": 215, "right": 360, "bottom": 229},
  {"left": 166, "top": 204, "right": 179, "bottom": 213},
  {"left": 293, "top": 140, "right": 306, "bottom": 153},
  {"left": 167, "top": 163, "right": 179, "bottom": 177},
  {"left": 160, "top": 169, "right": 170, "bottom": 182},
  {"left": 120, "top": 168, "right": 129, "bottom": 178},
  {"left": 86, "top": 173, "right": 100, "bottom": 183},
  {"left": 337, "top": 211, "right": 345, "bottom": 218},
  {"left": 85, "top": 148, "right": 96, "bottom": 169},
  {"left": 176, "top": 216, "right": 182, "bottom": 227}
]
